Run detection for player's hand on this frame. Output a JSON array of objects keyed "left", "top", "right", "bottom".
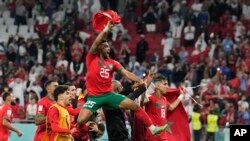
[
  {"left": 16, "top": 131, "right": 22, "bottom": 137},
  {"left": 70, "top": 127, "right": 77, "bottom": 135},
  {"left": 104, "top": 21, "right": 113, "bottom": 32},
  {"left": 86, "top": 121, "right": 96, "bottom": 127},
  {"left": 88, "top": 123, "right": 99, "bottom": 132}
]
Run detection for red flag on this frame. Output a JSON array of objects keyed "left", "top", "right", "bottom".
[
  {"left": 188, "top": 49, "right": 209, "bottom": 64},
  {"left": 228, "top": 77, "right": 240, "bottom": 88},
  {"left": 164, "top": 88, "right": 191, "bottom": 141},
  {"left": 92, "top": 10, "right": 121, "bottom": 32}
]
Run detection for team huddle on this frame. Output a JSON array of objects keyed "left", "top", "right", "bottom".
[{"left": 0, "top": 22, "right": 186, "bottom": 141}]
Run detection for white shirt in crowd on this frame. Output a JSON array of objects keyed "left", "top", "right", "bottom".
[
  {"left": 37, "top": 47, "right": 43, "bottom": 64},
  {"left": 242, "top": 3, "right": 250, "bottom": 20},
  {"left": 169, "top": 19, "right": 184, "bottom": 39},
  {"left": 9, "top": 79, "right": 27, "bottom": 106},
  {"left": 234, "top": 22, "right": 245, "bottom": 42},
  {"left": 161, "top": 36, "right": 173, "bottom": 57},
  {"left": 26, "top": 103, "right": 37, "bottom": 118},
  {"left": 18, "top": 45, "right": 27, "bottom": 57},
  {"left": 26, "top": 84, "right": 42, "bottom": 100},
  {"left": 191, "top": 1, "right": 203, "bottom": 16},
  {"left": 195, "top": 33, "right": 207, "bottom": 51},
  {"left": 56, "top": 59, "right": 69, "bottom": 69},
  {"left": 36, "top": 15, "right": 49, "bottom": 25},
  {"left": 184, "top": 25, "right": 195, "bottom": 40}
]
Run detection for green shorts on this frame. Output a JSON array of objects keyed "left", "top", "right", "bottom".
[{"left": 83, "top": 92, "right": 126, "bottom": 113}]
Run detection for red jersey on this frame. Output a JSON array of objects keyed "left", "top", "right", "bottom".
[
  {"left": 86, "top": 51, "right": 123, "bottom": 96},
  {"left": 145, "top": 94, "right": 170, "bottom": 141},
  {"left": 34, "top": 96, "right": 54, "bottom": 141},
  {"left": 0, "top": 104, "right": 13, "bottom": 141}
]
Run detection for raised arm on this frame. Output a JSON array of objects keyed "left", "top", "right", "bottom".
[
  {"left": 120, "top": 69, "right": 143, "bottom": 84},
  {"left": 91, "top": 22, "right": 113, "bottom": 52},
  {"left": 168, "top": 90, "right": 184, "bottom": 111}
]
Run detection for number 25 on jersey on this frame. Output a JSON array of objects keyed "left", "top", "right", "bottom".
[{"left": 100, "top": 68, "right": 110, "bottom": 78}]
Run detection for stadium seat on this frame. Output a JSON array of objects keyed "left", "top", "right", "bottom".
[
  {"left": 18, "top": 25, "right": 31, "bottom": 39},
  {"left": 4, "top": 18, "right": 14, "bottom": 25},
  {"left": 27, "top": 18, "right": 34, "bottom": 26},
  {"left": 0, "top": 25, "right": 7, "bottom": 33},
  {"left": 7, "top": 25, "right": 17, "bottom": 36},
  {"left": 0, "top": 17, "right": 3, "bottom": 25},
  {"left": 2, "top": 11, "right": 10, "bottom": 20},
  {"left": 0, "top": 25, "right": 9, "bottom": 43}
]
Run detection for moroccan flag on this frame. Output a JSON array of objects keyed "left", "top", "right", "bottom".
[
  {"left": 164, "top": 88, "right": 191, "bottom": 141},
  {"left": 92, "top": 10, "right": 121, "bottom": 32}
]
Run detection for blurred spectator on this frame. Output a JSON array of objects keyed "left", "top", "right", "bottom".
[
  {"left": 56, "top": 53, "right": 68, "bottom": 69},
  {"left": 136, "top": 34, "right": 148, "bottom": 63},
  {"left": 237, "top": 101, "right": 250, "bottom": 124},
  {"left": 15, "top": 0, "right": 27, "bottom": 25},
  {"left": 191, "top": 104, "right": 202, "bottom": 141},
  {"left": 178, "top": 46, "right": 189, "bottom": 63},
  {"left": 143, "top": 6, "right": 157, "bottom": 33},
  {"left": 184, "top": 21, "right": 196, "bottom": 47},
  {"left": 26, "top": 79, "right": 42, "bottom": 100},
  {"left": 26, "top": 96, "right": 37, "bottom": 120},
  {"left": 135, "top": 16, "right": 145, "bottom": 34},
  {"left": 69, "top": 54, "right": 84, "bottom": 81},
  {"left": 191, "top": 0, "right": 203, "bottom": 17},
  {"left": 179, "top": 0, "right": 189, "bottom": 21},
  {"left": 119, "top": 40, "right": 131, "bottom": 65},
  {"left": 161, "top": 32, "right": 174, "bottom": 59},
  {"left": 132, "top": 62, "right": 146, "bottom": 79},
  {"left": 206, "top": 110, "right": 219, "bottom": 141},
  {"left": 124, "top": 0, "right": 136, "bottom": 22},
  {"left": 195, "top": 33, "right": 207, "bottom": 52},
  {"left": 242, "top": 1, "right": 250, "bottom": 20},
  {"left": 9, "top": 78, "right": 27, "bottom": 106},
  {"left": 221, "top": 34, "right": 234, "bottom": 57},
  {"left": 220, "top": 103, "right": 236, "bottom": 126},
  {"left": 24, "top": 0, "right": 35, "bottom": 18},
  {"left": 11, "top": 98, "right": 26, "bottom": 119},
  {"left": 128, "top": 56, "right": 139, "bottom": 72},
  {"left": 169, "top": 14, "right": 184, "bottom": 48},
  {"left": 234, "top": 21, "right": 246, "bottom": 42}
]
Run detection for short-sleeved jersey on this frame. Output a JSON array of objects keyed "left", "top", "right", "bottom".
[
  {"left": 34, "top": 96, "right": 54, "bottom": 141},
  {"left": 0, "top": 104, "right": 13, "bottom": 141},
  {"left": 86, "top": 50, "right": 123, "bottom": 96},
  {"left": 145, "top": 94, "right": 170, "bottom": 141}
]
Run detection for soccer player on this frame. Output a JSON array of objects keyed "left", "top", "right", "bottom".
[
  {"left": 77, "top": 22, "right": 168, "bottom": 136},
  {"left": 103, "top": 71, "right": 154, "bottom": 141},
  {"left": 143, "top": 76, "right": 184, "bottom": 141},
  {"left": 103, "top": 80, "right": 146, "bottom": 141},
  {"left": 0, "top": 92, "right": 22, "bottom": 141},
  {"left": 45, "top": 85, "right": 73, "bottom": 141},
  {"left": 33, "top": 79, "right": 59, "bottom": 141},
  {"left": 65, "top": 82, "right": 104, "bottom": 141}
]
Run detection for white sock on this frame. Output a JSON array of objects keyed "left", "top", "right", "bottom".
[{"left": 149, "top": 125, "right": 156, "bottom": 132}]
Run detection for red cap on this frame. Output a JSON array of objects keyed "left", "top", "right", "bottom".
[{"left": 92, "top": 10, "right": 121, "bottom": 32}]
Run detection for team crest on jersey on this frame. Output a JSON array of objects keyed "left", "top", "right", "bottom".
[
  {"left": 107, "top": 64, "right": 114, "bottom": 69},
  {"left": 155, "top": 103, "right": 161, "bottom": 108}
]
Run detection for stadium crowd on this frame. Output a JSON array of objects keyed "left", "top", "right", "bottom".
[{"left": 0, "top": 0, "right": 250, "bottom": 141}]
